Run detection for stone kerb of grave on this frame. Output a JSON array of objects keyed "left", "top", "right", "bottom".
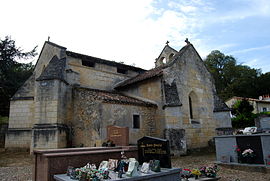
[{"left": 137, "top": 136, "right": 172, "bottom": 168}]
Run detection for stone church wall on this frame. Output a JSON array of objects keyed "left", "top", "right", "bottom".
[
  {"left": 68, "top": 57, "right": 137, "bottom": 90},
  {"left": 101, "top": 104, "right": 157, "bottom": 144},
  {"left": 163, "top": 45, "right": 216, "bottom": 149},
  {"left": 8, "top": 100, "right": 34, "bottom": 128},
  {"left": 72, "top": 88, "right": 157, "bottom": 147}
]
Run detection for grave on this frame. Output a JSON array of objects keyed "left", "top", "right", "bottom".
[
  {"left": 54, "top": 168, "right": 181, "bottom": 181},
  {"left": 215, "top": 134, "right": 270, "bottom": 165},
  {"left": 255, "top": 115, "right": 270, "bottom": 131},
  {"left": 107, "top": 125, "right": 129, "bottom": 146},
  {"left": 137, "top": 136, "right": 171, "bottom": 168},
  {"left": 33, "top": 146, "right": 138, "bottom": 181}
]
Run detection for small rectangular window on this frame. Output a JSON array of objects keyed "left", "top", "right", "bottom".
[
  {"left": 117, "top": 67, "right": 127, "bottom": 74},
  {"left": 82, "top": 60, "right": 95, "bottom": 67},
  {"left": 263, "top": 107, "right": 267, "bottom": 112},
  {"left": 133, "top": 115, "right": 140, "bottom": 129}
]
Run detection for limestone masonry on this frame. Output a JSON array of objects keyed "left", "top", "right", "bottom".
[{"left": 5, "top": 41, "right": 231, "bottom": 154}]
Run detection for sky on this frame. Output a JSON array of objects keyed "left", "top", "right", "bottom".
[{"left": 1, "top": 0, "right": 270, "bottom": 72}]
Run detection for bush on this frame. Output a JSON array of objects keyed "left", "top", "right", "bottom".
[{"left": 0, "top": 116, "right": 8, "bottom": 124}]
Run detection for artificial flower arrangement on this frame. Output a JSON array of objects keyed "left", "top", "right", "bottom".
[
  {"left": 67, "top": 163, "right": 109, "bottom": 181},
  {"left": 241, "top": 148, "right": 256, "bottom": 164},
  {"left": 242, "top": 149, "right": 255, "bottom": 158},
  {"left": 180, "top": 165, "right": 219, "bottom": 180},
  {"left": 234, "top": 145, "right": 256, "bottom": 163},
  {"left": 199, "top": 165, "right": 219, "bottom": 178},
  {"left": 191, "top": 169, "right": 201, "bottom": 179}
]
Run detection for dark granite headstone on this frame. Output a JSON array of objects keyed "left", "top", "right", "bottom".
[
  {"left": 137, "top": 136, "right": 171, "bottom": 168},
  {"left": 236, "top": 136, "right": 264, "bottom": 164}
]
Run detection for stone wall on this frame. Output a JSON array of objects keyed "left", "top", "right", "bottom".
[
  {"left": 8, "top": 99, "right": 34, "bottom": 128},
  {"left": 5, "top": 129, "right": 32, "bottom": 149},
  {"left": 120, "top": 77, "right": 165, "bottom": 137},
  {"left": 72, "top": 88, "right": 157, "bottom": 147},
  {"left": 163, "top": 45, "right": 216, "bottom": 149},
  {"left": 68, "top": 57, "right": 137, "bottom": 90},
  {"left": 0, "top": 124, "right": 8, "bottom": 148},
  {"left": 214, "top": 111, "right": 232, "bottom": 128},
  {"left": 102, "top": 104, "right": 157, "bottom": 144},
  {"left": 34, "top": 42, "right": 66, "bottom": 78}
]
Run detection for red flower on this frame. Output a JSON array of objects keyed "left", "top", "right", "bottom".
[
  {"left": 236, "top": 148, "right": 241, "bottom": 152},
  {"left": 183, "top": 169, "right": 191, "bottom": 172},
  {"left": 267, "top": 162, "right": 270, "bottom": 165}
]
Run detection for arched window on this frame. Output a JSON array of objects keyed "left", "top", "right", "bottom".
[
  {"left": 188, "top": 91, "right": 199, "bottom": 123},
  {"left": 189, "top": 96, "right": 193, "bottom": 119},
  {"left": 168, "top": 53, "right": 174, "bottom": 61},
  {"left": 160, "top": 57, "right": 166, "bottom": 64}
]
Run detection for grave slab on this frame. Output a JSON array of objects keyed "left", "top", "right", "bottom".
[{"left": 54, "top": 168, "right": 181, "bottom": 181}]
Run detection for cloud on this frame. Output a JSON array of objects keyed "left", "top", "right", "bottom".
[{"left": 229, "top": 45, "right": 270, "bottom": 55}]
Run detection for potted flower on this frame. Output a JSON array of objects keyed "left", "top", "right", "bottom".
[
  {"left": 200, "top": 165, "right": 219, "bottom": 178},
  {"left": 234, "top": 145, "right": 242, "bottom": 163},
  {"left": 180, "top": 169, "right": 191, "bottom": 180},
  {"left": 242, "top": 148, "right": 255, "bottom": 164},
  {"left": 191, "top": 169, "right": 201, "bottom": 179}
]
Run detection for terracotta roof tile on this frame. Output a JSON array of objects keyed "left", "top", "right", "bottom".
[
  {"left": 115, "top": 66, "right": 164, "bottom": 89},
  {"left": 76, "top": 87, "right": 157, "bottom": 107}
]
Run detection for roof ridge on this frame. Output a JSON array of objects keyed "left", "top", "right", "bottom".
[
  {"left": 74, "top": 86, "right": 157, "bottom": 107},
  {"left": 66, "top": 50, "right": 145, "bottom": 72},
  {"left": 115, "top": 66, "right": 164, "bottom": 89},
  {"left": 45, "top": 41, "right": 67, "bottom": 49}
]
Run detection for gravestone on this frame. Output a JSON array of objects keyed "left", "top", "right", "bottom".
[
  {"left": 137, "top": 136, "right": 171, "bottom": 168},
  {"left": 107, "top": 125, "right": 129, "bottom": 146},
  {"left": 255, "top": 115, "right": 270, "bottom": 129}
]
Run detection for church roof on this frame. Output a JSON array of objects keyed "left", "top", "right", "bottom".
[
  {"left": 115, "top": 66, "right": 164, "bottom": 89},
  {"left": 66, "top": 51, "right": 145, "bottom": 73},
  {"left": 75, "top": 87, "right": 157, "bottom": 107},
  {"left": 36, "top": 56, "right": 67, "bottom": 83},
  {"left": 115, "top": 44, "right": 192, "bottom": 89}
]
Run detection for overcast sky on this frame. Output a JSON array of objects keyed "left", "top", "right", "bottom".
[{"left": 1, "top": 0, "right": 270, "bottom": 72}]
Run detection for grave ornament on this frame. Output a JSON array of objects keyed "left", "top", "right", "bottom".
[
  {"left": 108, "top": 159, "right": 118, "bottom": 170},
  {"left": 126, "top": 160, "right": 139, "bottom": 177},
  {"left": 140, "top": 162, "right": 150, "bottom": 173},
  {"left": 149, "top": 160, "right": 161, "bottom": 172},
  {"left": 98, "top": 161, "right": 109, "bottom": 170}
]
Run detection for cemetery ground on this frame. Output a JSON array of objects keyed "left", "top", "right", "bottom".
[{"left": 0, "top": 149, "right": 269, "bottom": 181}]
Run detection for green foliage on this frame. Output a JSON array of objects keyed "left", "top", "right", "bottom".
[
  {"left": 204, "top": 50, "right": 261, "bottom": 101},
  {"left": 231, "top": 99, "right": 256, "bottom": 128},
  {"left": 0, "top": 36, "right": 37, "bottom": 116},
  {"left": 0, "top": 116, "right": 8, "bottom": 124}
]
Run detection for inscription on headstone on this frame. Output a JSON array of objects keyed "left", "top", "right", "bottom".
[
  {"left": 137, "top": 136, "right": 171, "bottom": 168},
  {"left": 107, "top": 125, "right": 129, "bottom": 146}
]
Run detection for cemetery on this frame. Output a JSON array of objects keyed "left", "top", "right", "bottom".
[{"left": 31, "top": 134, "right": 225, "bottom": 181}]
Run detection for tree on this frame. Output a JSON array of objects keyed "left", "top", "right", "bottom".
[
  {"left": 204, "top": 50, "right": 260, "bottom": 100},
  {"left": 231, "top": 99, "right": 256, "bottom": 128},
  {"left": 0, "top": 36, "right": 37, "bottom": 116},
  {"left": 256, "top": 72, "right": 270, "bottom": 96}
]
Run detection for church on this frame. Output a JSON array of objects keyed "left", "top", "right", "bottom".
[{"left": 5, "top": 40, "right": 231, "bottom": 154}]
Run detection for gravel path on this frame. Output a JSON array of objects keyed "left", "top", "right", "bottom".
[{"left": 0, "top": 166, "right": 32, "bottom": 181}]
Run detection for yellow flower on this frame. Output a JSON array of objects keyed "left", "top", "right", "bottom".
[{"left": 191, "top": 169, "right": 201, "bottom": 176}]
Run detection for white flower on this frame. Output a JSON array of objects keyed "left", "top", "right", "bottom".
[{"left": 242, "top": 149, "right": 254, "bottom": 155}]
